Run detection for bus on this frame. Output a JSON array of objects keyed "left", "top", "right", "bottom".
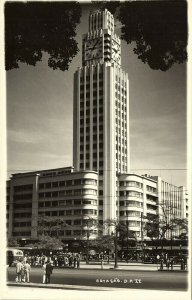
[{"left": 7, "top": 248, "right": 24, "bottom": 267}]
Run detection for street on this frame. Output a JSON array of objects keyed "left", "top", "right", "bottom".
[{"left": 7, "top": 267, "right": 188, "bottom": 291}]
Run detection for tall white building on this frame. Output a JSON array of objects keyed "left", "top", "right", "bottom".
[{"left": 73, "top": 10, "right": 129, "bottom": 231}]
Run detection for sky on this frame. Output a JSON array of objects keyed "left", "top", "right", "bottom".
[{"left": 6, "top": 2, "right": 187, "bottom": 187}]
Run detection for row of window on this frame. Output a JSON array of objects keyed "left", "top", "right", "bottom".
[
  {"left": 14, "top": 212, "right": 32, "bottom": 218},
  {"left": 38, "top": 209, "right": 97, "bottom": 217},
  {"left": 119, "top": 211, "right": 141, "bottom": 217},
  {"left": 115, "top": 118, "right": 127, "bottom": 127},
  {"left": 13, "top": 232, "right": 31, "bottom": 236},
  {"left": 14, "top": 184, "right": 33, "bottom": 192},
  {"left": 80, "top": 117, "right": 104, "bottom": 124},
  {"left": 13, "top": 194, "right": 32, "bottom": 201},
  {"left": 115, "top": 77, "right": 127, "bottom": 87},
  {"left": 146, "top": 204, "right": 157, "bottom": 211},
  {"left": 39, "top": 189, "right": 97, "bottom": 199},
  {"left": 80, "top": 135, "right": 103, "bottom": 142},
  {"left": 146, "top": 185, "right": 157, "bottom": 193},
  {"left": 14, "top": 203, "right": 32, "bottom": 209},
  {"left": 13, "top": 222, "right": 31, "bottom": 227},
  {"left": 38, "top": 199, "right": 97, "bottom": 208},
  {"left": 119, "top": 201, "right": 143, "bottom": 207},
  {"left": 80, "top": 108, "right": 104, "bottom": 116},
  {"left": 146, "top": 195, "right": 158, "bottom": 202},
  {"left": 80, "top": 143, "right": 103, "bottom": 151},
  {"left": 119, "top": 191, "right": 143, "bottom": 198},
  {"left": 80, "top": 152, "right": 103, "bottom": 159},
  {"left": 39, "top": 179, "right": 97, "bottom": 189},
  {"left": 115, "top": 128, "right": 127, "bottom": 135},
  {"left": 80, "top": 74, "right": 103, "bottom": 82},
  {"left": 119, "top": 181, "right": 143, "bottom": 188}
]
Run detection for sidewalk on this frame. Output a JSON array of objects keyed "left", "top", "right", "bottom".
[
  {"left": 7, "top": 281, "right": 119, "bottom": 291},
  {"left": 78, "top": 261, "right": 186, "bottom": 272}
]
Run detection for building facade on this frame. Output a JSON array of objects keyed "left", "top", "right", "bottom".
[
  {"left": 7, "top": 167, "right": 99, "bottom": 241},
  {"left": 7, "top": 168, "right": 187, "bottom": 242}
]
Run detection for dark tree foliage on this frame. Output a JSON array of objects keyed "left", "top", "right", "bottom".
[
  {"left": 104, "top": 0, "right": 188, "bottom": 71},
  {"left": 5, "top": 1, "right": 81, "bottom": 71}
]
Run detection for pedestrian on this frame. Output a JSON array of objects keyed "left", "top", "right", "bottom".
[
  {"left": 166, "top": 258, "right": 170, "bottom": 270},
  {"left": 69, "top": 255, "right": 73, "bottom": 268},
  {"left": 42, "top": 262, "right": 47, "bottom": 283},
  {"left": 100, "top": 254, "right": 104, "bottom": 269},
  {"left": 15, "top": 258, "right": 23, "bottom": 283},
  {"left": 76, "top": 254, "right": 80, "bottom": 268},
  {"left": 73, "top": 255, "right": 77, "bottom": 268},
  {"left": 160, "top": 257, "right": 164, "bottom": 270},
  {"left": 23, "top": 260, "right": 31, "bottom": 283},
  {"left": 46, "top": 260, "right": 53, "bottom": 284}
]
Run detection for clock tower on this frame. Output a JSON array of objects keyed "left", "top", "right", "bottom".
[
  {"left": 82, "top": 9, "right": 121, "bottom": 66},
  {"left": 73, "top": 9, "right": 129, "bottom": 234}
]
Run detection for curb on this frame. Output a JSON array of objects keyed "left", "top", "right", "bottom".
[{"left": 6, "top": 282, "right": 125, "bottom": 291}]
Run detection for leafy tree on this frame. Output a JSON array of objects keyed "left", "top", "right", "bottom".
[
  {"left": 5, "top": 1, "right": 187, "bottom": 72},
  {"left": 5, "top": 1, "right": 81, "bottom": 71},
  {"left": 144, "top": 214, "right": 188, "bottom": 251},
  {"left": 102, "top": 0, "right": 188, "bottom": 71},
  {"left": 35, "top": 234, "right": 65, "bottom": 251},
  {"left": 32, "top": 216, "right": 70, "bottom": 251},
  {"left": 7, "top": 237, "right": 20, "bottom": 247},
  {"left": 37, "top": 216, "right": 70, "bottom": 237},
  {"left": 93, "top": 235, "right": 116, "bottom": 253},
  {"left": 171, "top": 218, "right": 188, "bottom": 240}
]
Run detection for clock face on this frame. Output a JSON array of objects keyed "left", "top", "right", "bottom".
[
  {"left": 85, "top": 38, "right": 103, "bottom": 60},
  {"left": 111, "top": 40, "right": 121, "bottom": 63}
]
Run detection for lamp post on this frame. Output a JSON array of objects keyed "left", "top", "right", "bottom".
[
  {"left": 126, "top": 223, "right": 129, "bottom": 264},
  {"left": 112, "top": 229, "right": 119, "bottom": 269},
  {"left": 135, "top": 232, "right": 140, "bottom": 261},
  {"left": 86, "top": 227, "right": 90, "bottom": 264},
  {"left": 114, "top": 229, "right": 118, "bottom": 269}
]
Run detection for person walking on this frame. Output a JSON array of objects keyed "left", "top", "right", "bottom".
[
  {"left": 23, "top": 260, "right": 31, "bottom": 283},
  {"left": 73, "top": 255, "right": 77, "bottom": 268},
  {"left": 45, "top": 260, "right": 53, "bottom": 284},
  {"left": 15, "top": 258, "right": 24, "bottom": 283},
  {"left": 42, "top": 262, "right": 47, "bottom": 283},
  {"left": 76, "top": 254, "right": 80, "bottom": 269}
]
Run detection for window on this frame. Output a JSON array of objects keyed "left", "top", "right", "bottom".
[
  {"left": 52, "top": 191, "right": 58, "bottom": 197},
  {"left": 66, "top": 230, "right": 71, "bottom": 236},
  {"left": 52, "top": 211, "right": 58, "bottom": 216},
  {"left": 74, "top": 230, "right": 81, "bottom": 236},
  {"left": 59, "top": 211, "right": 64, "bottom": 216},
  {"left": 66, "top": 220, "right": 72, "bottom": 225},
  {"left": 74, "top": 219, "right": 81, "bottom": 225},
  {"left": 66, "top": 200, "right": 72, "bottom": 206},
  {"left": 74, "top": 209, "right": 82, "bottom": 215},
  {"left": 74, "top": 200, "right": 81, "bottom": 205}
]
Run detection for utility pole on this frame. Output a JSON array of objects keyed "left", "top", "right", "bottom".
[
  {"left": 126, "top": 222, "right": 129, "bottom": 263},
  {"left": 86, "top": 228, "right": 90, "bottom": 264},
  {"left": 141, "top": 212, "right": 144, "bottom": 262},
  {"left": 114, "top": 228, "right": 118, "bottom": 269}
]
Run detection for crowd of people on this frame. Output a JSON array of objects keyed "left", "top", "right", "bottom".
[
  {"left": 15, "top": 252, "right": 81, "bottom": 284},
  {"left": 22, "top": 252, "right": 81, "bottom": 268}
]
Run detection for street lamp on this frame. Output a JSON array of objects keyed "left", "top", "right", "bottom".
[
  {"left": 82, "top": 215, "right": 94, "bottom": 265},
  {"left": 86, "top": 229, "right": 90, "bottom": 264},
  {"left": 112, "top": 229, "right": 119, "bottom": 269},
  {"left": 135, "top": 232, "right": 140, "bottom": 261}
]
